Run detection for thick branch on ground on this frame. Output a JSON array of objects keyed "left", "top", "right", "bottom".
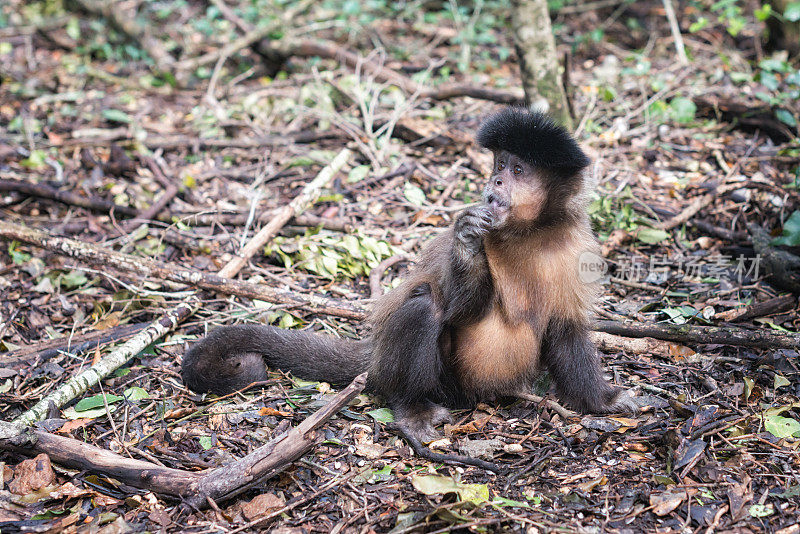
[
  {"left": 3, "top": 300, "right": 198, "bottom": 434},
  {"left": 594, "top": 319, "right": 800, "bottom": 350},
  {"left": 0, "top": 226, "right": 366, "bottom": 321},
  {"left": 0, "top": 177, "right": 138, "bottom": 217},
  {"left": 0, "top": 374, "right": 366, "bottom": 508},
  {"left": 187, "top": 372, "right": 366, "bottom": 508},
  {"left": 511, "top": 0, "right": 572, "bottom": 127}
]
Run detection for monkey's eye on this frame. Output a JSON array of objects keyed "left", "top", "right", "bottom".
[
  {"left": 497, "top": 162, "right": 505, "bottom": 171},
  {"left": 513, "top": 165, "right": 523, "bottom": 175}
]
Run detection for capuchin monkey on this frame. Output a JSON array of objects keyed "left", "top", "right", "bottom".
[{"left": 182, "top": 107, "right": 636, "bottom": 442}]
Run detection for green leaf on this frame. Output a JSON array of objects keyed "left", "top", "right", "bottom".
[
  {"left": 492, "top": 496, "right": 532, "bottom": 509},
  {"left": 668, "top": 97, "right": 697, "bottom": 124},
  {"left": 366, "top": 408, "right": 394, "bottom": 423},
  {"left": 411, "top": 475, "right": 490, "bottom": 506},
  {"left": 755, "top": 4, "right": 772, "bottom": 21},
  {"left": 764, "top": 415, "right": 800, "bottom": 439},
  {"left": 123, "top": 387, "right": 149, "bottom": 401},
  {"left": 771, "top": 210, "right": 800, "bottom": 246},
  {"left": 776, "top": 109, "right": 797, "bottom": 127},
  {"left": 749, "top": 503, "right": 774, "bottom": 517},
  {"left": 404, "top": 182, "right": 426, "bottom": 206},
  {"left": 689, "top": 17, "right": 709, "bottom": 32},
  {"left": 636, "top": 227, "right": 670, "bottom": 244},
  {"left": 75, "top": 393, "right": 124, "bottom": 412},
  {"left": 102, "top": 109, "right": 132, "bottom": 124},
  {"left": 60, "top": 270, "right": 88, "bottom": 290},
  {"left": 347, "top": 164, "right": 371, "bottom": 184},
  {"left": 774, "top": 374, "right": 791, "bottom": 389},
  {"left": 21, "top": 149, "right": 48, "bottom": 170},
  {"left": 784, "top": 2, "right": 800, "bottom": 21},
  {"left": 63, "top": 404, "right": 117, "bottom": 420},
  {"left": 198, "top": 436, "right": 213, "bottom": 450}
]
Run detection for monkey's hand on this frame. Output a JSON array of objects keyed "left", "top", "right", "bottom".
[{"left": 454, "top": 205, "right": 494, "bottom": 255}]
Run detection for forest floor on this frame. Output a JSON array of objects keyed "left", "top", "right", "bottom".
[{"left": 1, "top": 1, "right": 800, "bottom": 532}]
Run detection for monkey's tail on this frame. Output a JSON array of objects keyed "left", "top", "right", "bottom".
[{"left": 181, "top": 324, "right": 372, "bottom": 395}]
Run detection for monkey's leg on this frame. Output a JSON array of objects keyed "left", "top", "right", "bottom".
[
  {"left": 541, "top": 319, "right": 638, "bottom": 414},
  {"left": 371, "top": 283, "right": 454, "bottom": 443}
]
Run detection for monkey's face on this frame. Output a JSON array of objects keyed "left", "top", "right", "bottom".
[{"left": 483, "top": 150, "right": 547, "bottom": 228}]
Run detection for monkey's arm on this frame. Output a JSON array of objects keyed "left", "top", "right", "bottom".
[
  {"left": 540, "top": 318, "right": 638, "bottom": 413},
  {"left": 442, "top": 205, "right": 495, "bottom": 324}
]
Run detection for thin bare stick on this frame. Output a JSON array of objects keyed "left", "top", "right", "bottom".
[
  {"left": 516, "top": 392, "right": 577, "bottom": 420},
  {"left": 661, "top": 0, "right": 688, "bottom": 65}
]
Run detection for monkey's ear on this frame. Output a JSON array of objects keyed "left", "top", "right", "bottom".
[{"left": 476, "top": 107, "right": 589, "bottom": 172}]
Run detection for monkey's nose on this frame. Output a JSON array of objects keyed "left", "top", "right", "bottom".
[{"left": 486, "top": 193, "right": 497, "bottom": 205}]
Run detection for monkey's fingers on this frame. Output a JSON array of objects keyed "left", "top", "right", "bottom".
[{"left": 389, "top": 423, "right": 505, "bottom": 475}]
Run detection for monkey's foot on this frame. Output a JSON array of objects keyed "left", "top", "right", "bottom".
[
  {"left": 599, "top": 388, "right": 641, "bottom": 415},
  {"left": 394, "top": 403, "right": 453, "bottom": 443},
  {"left": 389, "top": 404, "right": 503, "bottom": 474}
]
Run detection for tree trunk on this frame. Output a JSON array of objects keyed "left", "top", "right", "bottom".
[
  {"left": 511, "top": 0, "right": 573, "bottom": 129},
  {"left": 767, "top": 0, "right": 800, "bottom": 56}
]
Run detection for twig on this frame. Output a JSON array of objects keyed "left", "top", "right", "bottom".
[
  {"left": 390, "top": 424, "right": 504, "bottom": 474},
  {"left": 2, "top": 323, "right": 147, "bottom": 368},
  {"left": 516, "top": 392, "right": 577, "bottom": 420},
  {"left": 661, "top": 0, "right": 688, "bottom": 65},
  {"left": 120, "top": 158, "right": 178, "bottom": 233},
  {"left": 369, "top": 254, "right": 410, "bottom": 299},
  {"left": 228, "top": 468, "right": 361, "bottom": 533},
  {"left": 657, "top": 183, "right": 741, "bottom": 231}
]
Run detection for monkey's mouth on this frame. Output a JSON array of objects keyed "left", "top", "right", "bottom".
[{"left": 486, "top": 195, "right": 510, "bottom": 226}]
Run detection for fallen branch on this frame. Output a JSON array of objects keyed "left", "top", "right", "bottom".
[
  {"left": 3, "top": 323, "right": 147, "bottom": 369},
  {"left": 188, "top": 372, "right": 366, "bottom": 508},
  {"left": 0, "top": 373, "right": 366, "bottom": 508},
  {"left": 594, "top": 319, "right": 800, "bottom": 350},
  {"left": 0, "top": 220, "right": 367, "bottom": 320},
  {"left": 0, "top": 177, "right": 138, "bottom": 217},
  {"left": 3, "top": 300, "right": 198, "bottom": 433}
]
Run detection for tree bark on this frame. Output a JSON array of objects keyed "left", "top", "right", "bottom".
[{"left": 511, "top": 0, "right": 573, "bottom": 128}]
